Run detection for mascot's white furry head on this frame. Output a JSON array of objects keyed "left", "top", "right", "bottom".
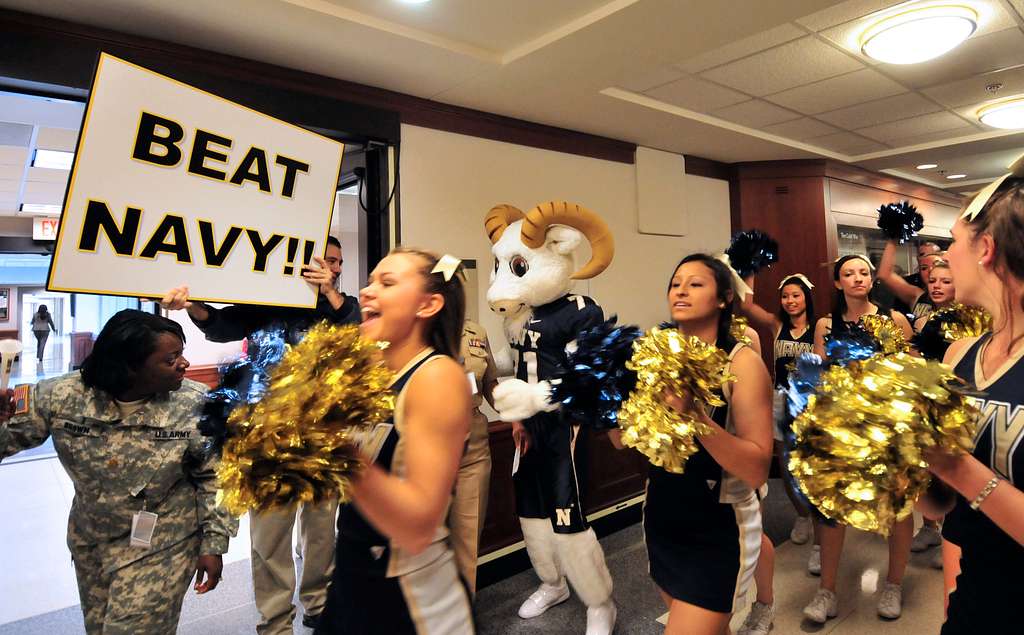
[{"left": 484, "top": 201, "right": 614, "bottom": 321}]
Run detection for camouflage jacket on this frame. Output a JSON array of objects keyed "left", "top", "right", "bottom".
[{"left": 1, "top": 373, "right": 238, "bottom": 572}]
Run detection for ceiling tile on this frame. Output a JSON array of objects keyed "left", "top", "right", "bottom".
[
  {"left": 761, "top": 117, "right": 841, "bottom": 141},
  {"left": 0, "top": 123, "right": 33, "bottom": 147},
  {"left": 876, "top": 29, "right": 1024, "bottom": 90},
  {"left": 0, "top": 178, "right": 20, "bottom": 192},
  {"left": 811, "top": 130, "right": 888, "bottom": 154},
  {"left": 700, "top": 36, "right": 865, "bottom": 96},
  {"left": 618, "top": 65, "right": 687, "bottom": 93},
  {"left": 0, "top": 146, "right": 28, "bottom": 167},
  {"left": 885, "top": 125, "right": 979, "bottom": 148},
  {"left": 924, "top": 66, "right": 1024, "bottom": 108},
  {"left": 855, "top": 111, "right": 973, "bottom": 143},
  {"left": 674, "top": 23, "right": 805, "bottom": 74},
  {"left": 764, "top": 67, "right": 905, "bottom": 114},
  {"left": 645, "top": 74, "right": 749, "bottom": 112},
  {"left": 711, "top": 99, "right": 801, "bottom": 127},
  {"left": 1010, "top": 0, "right": 1024, "bottom": 20},
  {"left": 22, "top": 180, "right": 64, "bottom": 204},
  {"left": 36, "top": 127, "right": 79, "bottom": 152},
  {"left": 795, "top": 0, "right": 903, "bottom": 32},
  {"left": 817, "top": 92, "right": 942, "bottom": 129}
]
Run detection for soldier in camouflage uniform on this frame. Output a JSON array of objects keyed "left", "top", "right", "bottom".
[{"left": 0, "top": 309, "right": 237, "bottom": 635}]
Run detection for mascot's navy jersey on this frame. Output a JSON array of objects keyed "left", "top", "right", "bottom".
[{"left": 510, "top": 294, "right": 604, "bottom": 383}]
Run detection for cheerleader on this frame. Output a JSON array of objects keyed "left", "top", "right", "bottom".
[
  {"left": 878, "top": 238, "right": 946, "bottom": 322},
  {"left": 804, "top": 254, "right": 915, "bottom": 624},
  {"left": 735, "top": 273, "right": 816, "bottom": 635},
  {"left": 906, "top": 259, "right": 958, "bottom": 565},
  {"left": 642, "top": 253, "right": 773, "bottom": 635},
  {"left": 315, "top": 248, "right": 474, "bottom": 635},
  {"left": 926, "top": 167, "right": 1024, "bottom": 634}
]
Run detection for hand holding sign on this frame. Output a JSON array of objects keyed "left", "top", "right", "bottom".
[
  {"left": 300, "top": 256, "right": 335, "bottom": 295},
  {"left": 48, "top": 54, "right": 344, "bottom": 308}
]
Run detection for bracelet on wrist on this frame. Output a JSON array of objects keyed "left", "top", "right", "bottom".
[{"left": 969, "top": 476, "right": 1001, "bottom": 511}]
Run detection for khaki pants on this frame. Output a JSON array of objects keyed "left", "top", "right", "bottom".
[
  {"left": 72, "top": 535, "right": 199, "bottom": 635},
  {"left": 447, "top": 412, "right": 492, "bottom": 595},
  {"left": 251, "top": 499, "right": 338, "bottom": 634}
]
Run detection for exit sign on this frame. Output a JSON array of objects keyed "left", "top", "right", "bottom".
[{"left": 33, "top": 216, "right": 59, "bottom": 240}]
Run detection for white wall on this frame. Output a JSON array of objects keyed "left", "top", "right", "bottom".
[{"left": 398, "top": 125, "right": 732, "bottom": 352}]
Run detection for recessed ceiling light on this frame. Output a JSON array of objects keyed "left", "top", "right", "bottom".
[
  {"left": 860, "top": 5, "right": 977, "bottom": 65},
  {"left": 916, "top": 163, "right": 938, "bottom": 169},
  {"left": 946, "top": 174, "right": 967, "bottom": 179},
  {"left": 977, "top": 97, "right": 1024, "bottom": 129},
  {"left": 19, "top": 203, "right": 62, "bottom": 215},
  {"left": 32, "top": 149, "right": 74, "bottom": 170}
]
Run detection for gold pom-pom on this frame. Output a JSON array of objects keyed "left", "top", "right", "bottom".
[
  {"left": 788, "top": 352, "right": 978, "bottom": 534},
  {"left": 939, "top": 303, "right": 992, "bottom": 341},
  {"left": 860, "top": 313, "right": 909, "bottom": 355},
  {"left": 731, "top": 315, "right": 752, "bottom": 346},
  {"left": 216, "top": 323, "right": 394, "bottom": 515},
  {"left": 618, "top": 327, "right": 733, "bottom": 473}
]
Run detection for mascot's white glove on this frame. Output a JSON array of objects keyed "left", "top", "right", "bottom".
[{"left": 493, "top": 379, "right": 557, "bottom": 422}]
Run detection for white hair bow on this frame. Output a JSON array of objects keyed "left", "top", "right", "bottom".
[
  {"left": 961, "top": 152, "right": 1024, "bottom": 221},
  {"left": 715, "top": 253, "right": 754, "bottom": 300},
  {"left": 778, "top": 273, "right": 814, "bottom": 290},
  {"left": 431, "top": 254, "right": 462, "bottom": 282}
]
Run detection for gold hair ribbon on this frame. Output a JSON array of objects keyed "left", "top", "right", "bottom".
[
  {"left": 431, "top": 254, "right": 462, "bottom": 282},
  {"left": 715, "top": 253, "right": 754, "bottom": 300},
  {"left": 778, "top": 273, "right": 815, "bottom": 290},
  {"left": 962, "top": 152, "right": 1024, "bottom": 221},
  {"left": 833, "top": 254, "right": 875, "bottom": 271}
]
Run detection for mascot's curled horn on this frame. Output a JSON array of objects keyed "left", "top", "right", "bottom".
[{"left": 484, "top": 201, "right": 617, "bottom": 635}]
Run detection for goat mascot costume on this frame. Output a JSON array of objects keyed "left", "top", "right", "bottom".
[{"left": 484, "top": 201, "right": 616, "bottom": 635}]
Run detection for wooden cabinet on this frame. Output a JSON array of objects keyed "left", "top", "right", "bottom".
[{"left": 478, "top": 421, "right": 648, "bottom": 556}]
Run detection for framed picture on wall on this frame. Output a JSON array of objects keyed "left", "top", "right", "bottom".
[{"left": 0, "top": 288, "right": 9, "bottom": 322}]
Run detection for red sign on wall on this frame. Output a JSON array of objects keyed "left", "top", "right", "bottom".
[{"left": 33, "top": 217, "right": 59, "bottom": 240}]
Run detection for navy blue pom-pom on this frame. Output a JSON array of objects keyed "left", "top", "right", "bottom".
[
  {"left": 824, "top": 325, "right": 880, "bottom": 367},
  {"left": 726, "top": 230, "right": 779, "bottom": 278},
  {"left": 199, "top": 326, "right": 288, "bottom": 455},
  {"left": 876, "top": 200, "right": 923, "bottom": 244},
  {"left": 780, "top": 352, "right": 834, "bottom": 524},
  {"left": 549, "top": 317, "right": 642, "bottom": 430}
]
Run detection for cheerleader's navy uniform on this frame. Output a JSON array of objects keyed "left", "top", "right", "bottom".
[
  {"left": 771, "top": 325, "right": 814, "bottom": 440},
  {"left": 643, "top": 343, "right": 762, "bottom": 614},
  {"left": 316, "top": 349, "right": 474, "bottom": 635},
  {"left": 941, "top": 334, "right": 1024, "bottom": 634}
]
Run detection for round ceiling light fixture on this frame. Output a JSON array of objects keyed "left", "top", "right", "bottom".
[
  {"left": 977, "top": 97, "right": 1024, "bottom": 129},
  {"left": 860, "top": 5, "right": 977, "bottom": 65}
]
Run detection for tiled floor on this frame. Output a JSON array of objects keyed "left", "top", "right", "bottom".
[{"left": 0, "top": 456, "right": 946, "bottom": 634}]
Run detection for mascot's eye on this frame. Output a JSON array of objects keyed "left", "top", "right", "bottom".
[
  {"left": 494, "top": 258, "right": 499, "bottom": 274},
  {"left": 510, "top": 255, "right": 529, "bottom": 277}
]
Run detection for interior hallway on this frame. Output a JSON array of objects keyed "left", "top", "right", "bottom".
[{"left": 0, "top": 455, "right": 945, "bottom": 634}]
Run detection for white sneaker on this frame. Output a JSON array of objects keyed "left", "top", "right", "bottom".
[
  {"left": 807, "top": 545, "right": 821, "bottom": 576},
  {"left": 802, "top": 588, "right": 838, "bottom": 624},
  {"left": 877, "top": 582, "right": 903, "bottom": 619},
  {"left": 584, "top": 601, "right": 616, "bottom": 635},
  {"left": 790, "top": 516, "right": 812, "bottom": 545},
  {"left": 518, "top": 581, "right": 570, "bottom": 619},
  {"left": 737, "top": 601, "right": 774, "bottom": 635},
  {"left": 911, "top": 526, "right": 942, "bottom": 552},
  {"left": 930, "top": 547, "right": 944, "bottom": 569}
]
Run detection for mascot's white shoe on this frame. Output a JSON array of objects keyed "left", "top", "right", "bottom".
[
  {"left": 518, "top": 581, "right": 571, "bottom": 619},
  {"left": 585, "top": 601, "right": 617, "bottom": 635}
]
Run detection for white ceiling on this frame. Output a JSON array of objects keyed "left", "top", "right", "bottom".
[{"left": 1, "top": 0, "right": 1022, "bottom": 195}]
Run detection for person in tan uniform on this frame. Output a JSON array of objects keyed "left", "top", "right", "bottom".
[{"left": 450, "top": 318, "right": 498, "bottom": 595}]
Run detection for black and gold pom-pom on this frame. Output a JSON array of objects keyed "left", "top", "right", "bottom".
[
  {"left": 876, "top": 201, "right": 924, "bottom": 244},
  {"left": 216, "top": 323, "right": 394, "bottom": 515},
  {"left": 725, "top": 230, "right": 779, "bottom": 278},
  {"left": 911, "top": 304, "right": 993, "bottom": 361}
]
